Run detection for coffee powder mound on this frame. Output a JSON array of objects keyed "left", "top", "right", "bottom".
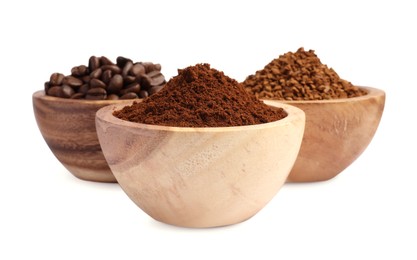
[
  {"left": 242, "top": 47, "right": 367, "bottom": 100},
  {"left": 113, "top": 63, "right": 287, "bottom": 127}
]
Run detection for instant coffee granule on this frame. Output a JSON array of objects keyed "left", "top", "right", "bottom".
[
  {"left": 242, "top": 47, "right": 367, "bottom": 100},
  {"left": 113, "top": 63, "right": 287, "bottom": 127}
]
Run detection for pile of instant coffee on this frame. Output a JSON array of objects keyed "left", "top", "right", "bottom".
[
  {"left": 44, "top": 56, "right": 166, "bottom": 100},
  {"left": 242, "top": 47, "right": 367, "bottom": 100},
  {"left": 114, "top": 63, "right": 287, "bottom": 127}
]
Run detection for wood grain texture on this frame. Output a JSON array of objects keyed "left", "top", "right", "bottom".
[
  {"left": 274, "top": 86, "right": 385, "bottom": 182},
  {"left": 96, "top": 102, "right": 305, "bottom": 227},
  {"left": 32, "top": 90, "right": 134, "bottom": 182}
]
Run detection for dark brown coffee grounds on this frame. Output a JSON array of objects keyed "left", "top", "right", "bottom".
[
  {"left": 242, "top": 47, "right": 367, "bottom": 100},
  {"left": 113, "top": 63, "right": 287, "bottom": 127}
]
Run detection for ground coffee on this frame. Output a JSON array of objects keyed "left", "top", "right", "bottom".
[
  {"left": 242, "top": 48, "right": 367, "bottom": 100},
  {"left": 113, "top": 63, "right": 287, "bottom": 127},
  {"left": 44, "top": 56, "right": 166, "bottom": 100}
]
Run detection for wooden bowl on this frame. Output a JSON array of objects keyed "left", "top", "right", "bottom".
[
  {"left": 32, "top": 90, "right": 133, "bottom": 182},
  {"left": 267, "top": 86, "right": 385, "bottom": 182},
  {"left": 95, "top": 102, "right": 305, "bottom": 228}
]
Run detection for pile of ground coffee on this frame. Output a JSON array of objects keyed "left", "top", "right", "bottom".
[
  {"left": 113, "top": 63, "right": 287, "bottom": 127},
  {"left": 242, "top": 48, "right": 367, "bottom": 100}
]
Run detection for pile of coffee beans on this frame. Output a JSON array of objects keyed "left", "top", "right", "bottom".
[
  {"left": 242, "top": 48, "right": 367, "bottom": 100},
  {"left": 44, "top": 56, "right": 166, "bottom": 100}
]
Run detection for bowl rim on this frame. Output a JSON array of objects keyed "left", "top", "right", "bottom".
[
  {"left": 32, "top": 90, "right": 139, "bottom": 106},
  {"left": 95, "top": 101, "right": 305, "bottom": 133},
  {"left": 262, "top": 86, "right": 385, "bottom": 104}
]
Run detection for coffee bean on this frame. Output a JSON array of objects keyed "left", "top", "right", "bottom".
[
  {"left": 120, "top": 82, "right": 140, "bottom": 95},
  {"left": 140, "top": 74, "right": 152, "bottom": 89},
  {"left": 78, "top": 84, "right": 90, "bottom": 94},
  {"left": 116, "top": 56, "right": 132, "bottom": 68},
  {"left": 130, "top": 63, "right": 146, "bottom": 77},
  {"left": 47, "top": 86, "right": 64, "bottom": 97},
  {"left": 86, "top": 87, "right": 107, "bottom": 100},
  {"left": 62, "top": 84, "right": 75, "bottom": 98},
  {"left": 146, "top": 70, "right": 161, "bottom": 78},
  {"left": 90, "top": 78, "right": 107, "bottom": 89},
  {"left": 50, "top": 73, "right": 65, "bottom": 85},
  {"left": 142, "top": 62, "right": 157, "bottom": 73},
  {"left": 90, "top": 68, "right": 102, "bottom": 79},
  {"left": 70, "top": 93, "right": 85, "bottom": 99},
  {"left": 63, "top": 76, "right": 83, "bottom": 88},
  {"left": 148, "top": 71, "right": 165, "bottom": 87},
  {"left": 108, "top": 74, "right": 123, "bottom": 93},
  {"left": 82, "top": 75, "right": 91, "bottom": 83},
  {"left": 101, "top": 64, "right": 121, "bottom": 75},
  {"left": 139, "top": 90, "right": 149, "bottom": 98},
  {"left": 148, "top": 84, "right": 164, "bottom": 95},
  {"left": 44, "top": 81, "right": 50, "bottom": 93},
  {"left": 106, "top": 94, "right": 119, "bottom": 100},
  {"left": 88, "top": 56, "right": 100, "bottom": 71},
  {"left": 71, "top": 65, "right": 88, "bottom": 77},
  {"left": 101, "top": 70, "right": 112, "bottom": 84},
  {"left": 122, "top": 61, "right": 133, "bottom": 77},
  {"left": 100, "top": 56, "right": 114, "bottom": 66},
  {"left": 123, "top": 75, "right": 136, "bottom": 85},
  {"left": 154, "top": 64, "right": 161, "bottom": 71},
  {"left": 120, "top": 92, "right": 138, "bottom": 99}
]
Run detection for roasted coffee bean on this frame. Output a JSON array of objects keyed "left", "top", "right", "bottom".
[
  {"left": 101, "top": 70, "right": 112, "bottom": 84},
  {"left": 47, "top": 86, "right": 64, "bottom": 97},
  {"left": 88, "top": 56, "right": 100, "bottom": 71},
  {"left": 123, "top": 75, "right": 136, "bottom": 85},
  {"left": 116, "top": 56, "right": 132, "bottom": 68},
  {"left": 122, "top": 61, "right": 133, "bottom": 77},
  {"left": 101, "top": 64, "right": 121, "bottom": 75},
  {"left": 45, "top": 55, "right": 165, "bottom": 100},
  {"left": 63, "top": 76, "right": 83, "bottom": 88},
  {"left": 148, "top": 84, "right": 164, "bottom": 95},
  {"left": 151, "top": 76, "right": 165, "bottom": 87},
  {"left": 90, "top": 68, "right": 102, "bottom": 79},
  {"left": 82, "top": 75, "right": 91, "bottom": 83},
  {"left": 100, "top": 56, "right": 113, "bottom": 66},
  {"left": 139, "top": 90, "right": 149, "bottom": 98},
  {"left": 130, "top": 63, "right": 146, "bottom": 77},
  {"left": 106, "top": 94, "right": 119, "bottom": 100},
  {"left": 120, "top": 92, "right": 138, "bottom": 99},
  {"left": 107, "top": 74, "right": 123, "bottom": 93},
  {"left": 142, "top": 62, "right": 158, "bottom": 73},
  {"left": 90, "top": 78, "right": 107, "bottom": 89},
  {"left": 70, "top": 93, "right": 85, "bottom": 99},
  {"left": 44, "top": 81, "right": 50, "bottom": 93},
  {"left": 146, "top": 70, "right": 161, "bottom": 78},
  {"left": 147, "top": 71, "right": 165, "bottom": 86},
  {"left": 62, "top": 85, "right": 75, "bottom": 98},
  {"left": 140, "top": 74, "right": 152, "bottom": 89},
  {"left": 78, "top": 84, "right": 90, "bottom": 94},
  {"left": 86, "top": 87, "right": 107, "bottom": 100},
  {"left": 71, "top": 65, "right": 88, "bottom": 77},
  {"left": 120, "top": 83, "right": 140, "bottom": 95},
  {"left": 50, "top": 73, "right": 65, "bottom": 85}
]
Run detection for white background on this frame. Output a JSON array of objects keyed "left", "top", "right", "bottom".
[{"left": 1, "top": 0, "right": 416, "bottom": 259}]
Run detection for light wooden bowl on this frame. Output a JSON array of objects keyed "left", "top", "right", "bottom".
[
  {"left": 267, "top": 86, "right": 385, "bottom": 182},
  {"left": 32, "top": 90, "right": 133, "bottom": 182},
  {"left": 95, "top": 102, "right": 305, "bottom": 228}
]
